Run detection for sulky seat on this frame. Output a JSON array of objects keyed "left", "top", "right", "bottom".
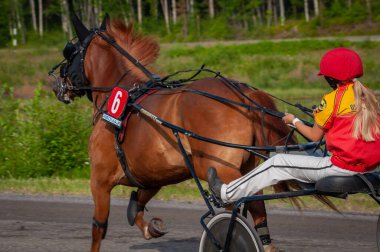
[{"left": 316, "top": 171, "right": 380, "bottom": 195}]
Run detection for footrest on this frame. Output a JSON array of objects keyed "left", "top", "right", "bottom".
[{"left": 316, "top": 171, "right": 380, "bottom": 195}]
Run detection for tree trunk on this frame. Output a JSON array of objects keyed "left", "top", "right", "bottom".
[
  {"left": 208, "top": 0, "right": 214, "bottom": 19},
  {"left": 172, "top": 0, "right": 177, "bottom": 24},
  {"left": 152, "top": 0, "right": 158, "bottom": 20},
  {"left": 313, "top": 0, "right": 319, "bottom": 16},
  {"left": 61, "top": 0, "right": 72, "bottom": 39},
  {"left": 179, "top": 0, "right": 188, "bottom": 37},
  {"left": 128, "top": 0, "right": 135, "bottom": 22},
  {"left": 15, "top": 0, "right": 26, "bottom": 44},
  {"left": 84, "top": 0, "right": 91, "bottom": 27},
  {"left": 256, "top": 7, "right": 263, "bottom": 26},
  {"left": 366, "top": 0, "right": 372, "bottom": 21},
  {"left": 160, "top": 0, "right": 170, "bottom": 33},
  {"left": 304, "top": 0, "right": 310, "bottom": 22},
  {"left": 38, "top": 0, "right": 43, "bottom": 36},
  {"left": 61, "top": 1, "right": 67, "bottom": 36},
  {"left": 279, "top": 0, "right": 285, "bottom": 26},
  {"left": 29, "top": 0, "right": 37, "bottom": 32},
  {"left": 189, "top": 0, "right": 194, "bottom": 16},
  {"left": 137, "top": 0, "right": 142, "bottom": 24},
  {"left": 9, "top": 18, "right": 17, "bottom": 47},
  {"left": 273, "top": 0, "right": 278, "bottom": 26},
  {"left": 266, "top": 0, "right": 272, "bottom": 27},
  {"left": 94, "top": 0, "right": 103, "bottom": 24}
]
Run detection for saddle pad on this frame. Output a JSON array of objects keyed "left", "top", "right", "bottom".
[{"left": 316, "top": 171, "right": 380, "bottom": 194}]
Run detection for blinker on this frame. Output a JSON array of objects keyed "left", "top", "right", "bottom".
[{"left": 63, "top": 41, "right": 76, "bottom": 60}]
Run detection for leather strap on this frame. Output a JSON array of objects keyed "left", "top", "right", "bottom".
[{"left": 114, "top": 139, "right": 145, "bottom": 188}]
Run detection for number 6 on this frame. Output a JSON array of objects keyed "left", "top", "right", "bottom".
[{"left": 111, "top": 91, "right": 123, "bottom": 114}]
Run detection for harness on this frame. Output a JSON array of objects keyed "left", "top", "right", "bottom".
[{"left": 49, "top": 29, "right": 322, "bottom": 192}]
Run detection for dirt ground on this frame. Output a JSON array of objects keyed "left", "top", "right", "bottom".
[{"left": 0, "top": 194, "right": 378, "bottom": 252}]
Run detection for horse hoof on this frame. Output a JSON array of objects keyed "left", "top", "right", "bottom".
[
  {"left": 143, "top": 225, "right": 152, "bottom": 240},
  {"left": 148, "top": 217, "right": 168, "bottom": 238},
  {"left": 264, "top": 244, "right": 283, "bottom": 252}
]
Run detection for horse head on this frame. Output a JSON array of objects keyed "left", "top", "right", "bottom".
[
  {"left": 51, "top": 13, "right": 159, "bottom": 104},
  {"left": 51, "top": 13, "right": 106, "bottom": 103}
]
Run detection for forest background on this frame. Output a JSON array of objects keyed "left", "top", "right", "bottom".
[
  {"left": 1, "top": 0, "right": 380, "bottom": 211},
  {"left": 1, "top": 0, "right": 380, "bottom": 47}
]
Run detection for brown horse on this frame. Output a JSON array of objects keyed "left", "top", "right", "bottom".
[{"left": 53, "top": 15, "right": 306, "bottom": 252}]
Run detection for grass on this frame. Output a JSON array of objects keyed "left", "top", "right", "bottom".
[
  {"left": 160, "top": 41, "right": 380, "bottom": 89},
  {"left": 0, "top": 48, "right": 60, "bottom": 87},
  {"left": 0, "top": 177, "right": 203, "bottom": 201},
  {"left": 1, "top": 178, "right": 379, "bottom": 214},
  {"left": 2, "top": 39, "right": 380, "bottom": 92}
]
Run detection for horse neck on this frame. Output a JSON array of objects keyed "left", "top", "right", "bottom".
[{"left": 86, "top": 48, "right": 150, "bottom": 111}]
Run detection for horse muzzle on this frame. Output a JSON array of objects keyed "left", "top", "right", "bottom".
[{"left": 51, "top": 79, "right": 72, "bottom": 104}]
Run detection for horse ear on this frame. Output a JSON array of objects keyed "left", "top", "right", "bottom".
[
  {"left": 71, "top": 13, "right": 90, "bottom": 43},
  {"left": 100, "top": 13, "right": 109, "bottom": 31}
]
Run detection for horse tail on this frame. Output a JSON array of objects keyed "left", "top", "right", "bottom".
[{"left": 246, "top": 88, "right": 339, "bottom": 212}]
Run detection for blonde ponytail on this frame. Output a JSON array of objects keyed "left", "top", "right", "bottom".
[{"left": 352, "top": 79, "right": 380, "bottom": 141}]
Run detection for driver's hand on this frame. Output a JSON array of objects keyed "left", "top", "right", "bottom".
[{"left": 282, "top": 113, "right": 296, "bottom": 124}]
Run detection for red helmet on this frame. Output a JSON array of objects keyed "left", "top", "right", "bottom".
[{"left": 318, "top": 48, "right": 363, "bottom": 81}]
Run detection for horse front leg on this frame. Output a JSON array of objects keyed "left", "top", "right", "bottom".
[
  {"left": 91, "top": 179, "right": 113, "bottom": 252},
  {"left": 130, "top": 188, "right": 168, "bottom": 239}
]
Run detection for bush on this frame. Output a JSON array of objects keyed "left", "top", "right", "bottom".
[{"left": 0, "top": 85, "right": 92, "bottom": 178}]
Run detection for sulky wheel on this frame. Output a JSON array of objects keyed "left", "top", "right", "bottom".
[{"left": 199, "top": 212, "right": 264, "bottom": 252}]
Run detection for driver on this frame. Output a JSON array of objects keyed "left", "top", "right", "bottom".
[{"left": 208, "top": 48, "right": 380, "bottom": 204}]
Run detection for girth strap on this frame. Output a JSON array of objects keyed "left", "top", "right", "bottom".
[{"left": 114, "top": 138, "right": 145, "bottom": 189}]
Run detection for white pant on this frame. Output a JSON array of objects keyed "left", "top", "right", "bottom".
[{"left": 221, "top": 154, "right": 357, "bottom": 203}]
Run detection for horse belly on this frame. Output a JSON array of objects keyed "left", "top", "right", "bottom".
[{"left": 124, "top": 96, "right": 192, "bottom": 186}]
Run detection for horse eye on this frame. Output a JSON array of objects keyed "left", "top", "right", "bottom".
[{"left": 63, "top": 42, "right": 76, "bottom": 59}]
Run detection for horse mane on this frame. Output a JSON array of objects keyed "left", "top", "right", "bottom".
[{"left": 106, "top": 19, "right": 160, "bottom": 82}]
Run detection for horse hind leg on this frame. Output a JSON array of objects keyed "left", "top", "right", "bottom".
[
  {"left": 246, "top": 196, "right": 281, "bottom": 252},
  {"left": 129, "top": 187, "right": 168, "bottom": 240},
  {"left": 241, "top": 156, "right": 280, "bottom": 252}
]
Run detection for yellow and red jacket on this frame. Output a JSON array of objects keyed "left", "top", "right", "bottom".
[{"left": 314, "top": 82, "right": 380, "bottom": 172}]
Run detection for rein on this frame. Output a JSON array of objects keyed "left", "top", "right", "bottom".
[
  {"left": 88, "top": 31, "right": 313, "bottom": 124},
  {"left": 51, "top": 29, "right": 323, "bottom": 192}
]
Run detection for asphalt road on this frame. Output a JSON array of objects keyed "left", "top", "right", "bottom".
[{"left": 0, "top": 193, "right": 378, "bottom": 252}]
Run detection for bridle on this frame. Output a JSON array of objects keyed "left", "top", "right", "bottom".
[
  {"left": 49, "top": 31, "right": 96, "bottom": 102},
  {"left": 49, "top": 29, "right": 160, "bottom": 104}
]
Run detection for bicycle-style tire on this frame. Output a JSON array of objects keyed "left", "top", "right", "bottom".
[{"left": 199, "top": 212, "right": 264, "bottom": 252}]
